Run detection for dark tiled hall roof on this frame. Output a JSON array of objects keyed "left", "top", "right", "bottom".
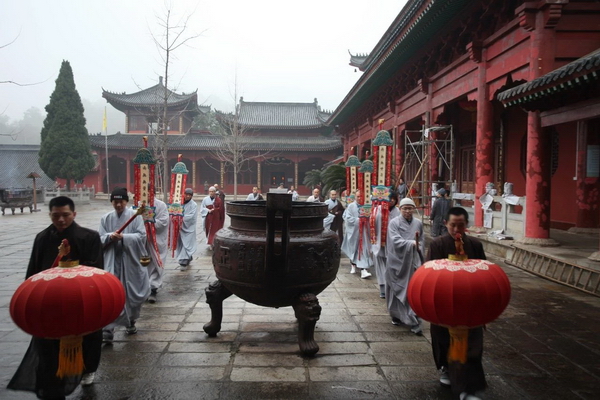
[
  {"left": 102, "top": 79, "right": 198, "bottom": 112},
  {"left": 89, "top": 132, "right": 341, "bottom": 152},
  {"left": 236, "top": 99, "right": 332, "bottom": 129},
  {"left": 0, "top": 145, "right": 55, "bottom": 188},
  {"left": 498, "top": 48, "right": 600, "bottom": 106}
]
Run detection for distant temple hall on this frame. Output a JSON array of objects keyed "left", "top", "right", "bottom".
[{"left": 88, "top": 79, "right": 341, "bottom": 195}]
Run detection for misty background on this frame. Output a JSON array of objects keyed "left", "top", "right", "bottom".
[{"left": 1, "top": 0, "right": 406, "bottom": 145}]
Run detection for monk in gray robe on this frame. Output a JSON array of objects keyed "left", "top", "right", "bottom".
[
  {"left": 175, "top": 188, "right": 198, "bottom": 270},
  {"left": 385, "top": 197, "right": 423, "bottom": 335},
  {"left": 323, "top": 190, "right": 344, "bottom": 244},
  {"left": 100, "top": 187, "right": 149, "bottom": 342},
  {"left": 147, "top": 198, "right": 168, "bottom": 303}
]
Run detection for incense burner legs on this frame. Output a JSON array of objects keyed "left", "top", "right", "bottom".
[{"left": 203, "top": 279, "right": 322, "bottom": 357}]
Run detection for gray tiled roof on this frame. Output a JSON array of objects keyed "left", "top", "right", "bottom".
[
  {"left": 0, "top": 145, "right": 55, "bottom": 188},
  {"left": 102, "top": 80, "right": 198, "bottom": 112},
  {"left": 236, "top": 99, "right": 332, "bottom": 129},
  {"left": 89, "top": 132, "right": 341, "bottom": 152},
  {"left": 498, "top": 48, "right": 600, "bottom": 106}
]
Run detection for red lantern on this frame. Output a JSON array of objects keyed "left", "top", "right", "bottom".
[
  {"left": 408, "top": 258, "right": 511, "bottom": 363},
  {"left": 10, "top": 263, "right": 125, "bottom": 377}
]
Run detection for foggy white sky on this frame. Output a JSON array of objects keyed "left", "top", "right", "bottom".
[{"left": 1, "top": 0, "right": 406, "bottom": 135}]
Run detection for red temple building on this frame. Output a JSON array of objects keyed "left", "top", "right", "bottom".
[
  {"left": 88, "top": 83, "right": 340, "bottom": 196},
  {"left": 329, "top": 0, "right": 600, "bottom": 247}
]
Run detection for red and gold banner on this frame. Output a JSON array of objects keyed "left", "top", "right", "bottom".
[
  {"left": 133, "top": 137, "right": 161, "bottom": 266},
  {"left": 168, "top": 155, "right": 189, "bottom": 256}
]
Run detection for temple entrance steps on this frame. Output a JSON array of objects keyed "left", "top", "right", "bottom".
[{"left": 506, "top": 246, "right": 600, "bottom": 297}]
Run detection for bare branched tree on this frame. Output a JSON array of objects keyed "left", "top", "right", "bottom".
[
  {"left": 211, "top": 82, "right": 277, "bottom": 200},
  {"left": 1, "top": 31, "right": 49, "bottom": 87},
  {"left": 150, "top": 3, "right": 203, "bottom": 202}
]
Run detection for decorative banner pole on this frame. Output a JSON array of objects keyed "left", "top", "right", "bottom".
[
  {"left": 345, "top": 155, "right": 361, "bottom": 198},
  {"left": 168, "top": 155, "right": 189, "bottom": 256},
  {"left": 357, "top": 160, "right": 373, "bottom": 259},
  {"left": 370, "top": 128, "right": 394, "bottom": 245},
  {"left": 133, "top": 136, "right": 160, "bottom": 267}
]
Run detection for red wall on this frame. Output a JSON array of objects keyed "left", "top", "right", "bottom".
[{"left": 550, "top": 123, "right": 579, "bottom": 229}]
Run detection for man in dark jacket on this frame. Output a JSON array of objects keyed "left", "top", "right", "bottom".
[
  {"left": 427, "top": 207, "right": 487, "bottom": 400},
  {"left": 8, "top": 196, "right": 104, "bottom": 399},
  {"left": 430, "top": 188, "right": 451, "bottom": 237}
]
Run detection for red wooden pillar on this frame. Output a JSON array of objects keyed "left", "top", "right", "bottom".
[
  {"left": 519, "top": 3, "right": 560, "bottom": 245},
  {"left": 472, "top": 43, "right": 494, "bottom": 228},
  {"left": 524, "top": 111, "right": 553, "bottom": 240}
]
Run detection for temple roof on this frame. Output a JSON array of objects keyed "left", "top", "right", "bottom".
[
  {"left": 497, "top": 48, "right": 600, "bottom": 108},
  {"left": 331, "top": 0, "right": 473, "bottom": 125},
  {"left": 88, "top": 132, "right": 341, "bottom": 152},
  {"left": 0, "top": 145, "right": 55, "bottom": 188},
  {"left": 102, "top": 77, "right": 199, "bottom": 113},
  {"left": 232, "top": 98, "right": 332, "bottom": 129}
]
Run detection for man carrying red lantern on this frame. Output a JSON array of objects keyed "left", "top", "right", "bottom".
[
  {"left": 8, "top": 196, "right": 104, "bottom": 397},
  {"left": 427, "top": 207, "right": 487, "bottom": 400}
]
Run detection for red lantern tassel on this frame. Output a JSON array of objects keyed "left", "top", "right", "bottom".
[
  {"left": 448, "top": 327, "right": 469, "bottom": 364},
  {"left": 56, "top": 335, "right": 84, "bottom": 378}
]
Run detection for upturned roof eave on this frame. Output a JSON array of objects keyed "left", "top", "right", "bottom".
[
  {"left": 498, "top": 48, "right": 600, "bottom": 107},
  {"left": 329, "top": 0, "right": 472, "bottom": 126}
]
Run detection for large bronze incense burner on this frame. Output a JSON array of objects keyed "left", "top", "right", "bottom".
[{"left": 203, "top": 193, "right": 340, "bottom": 356}]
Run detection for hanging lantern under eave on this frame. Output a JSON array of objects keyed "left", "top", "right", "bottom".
[
  {"left": 407, "top": 257, "right": 511, "bottom": 363},
  {"left": 10, "top": 263, "right": 125, "bottom": 378}
]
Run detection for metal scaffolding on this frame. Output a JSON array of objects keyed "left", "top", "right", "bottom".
[{"left": 403, "top": 125, "right": 454, "bottom": 214}]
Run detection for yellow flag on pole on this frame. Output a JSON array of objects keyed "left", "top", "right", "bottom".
[{"left": 102, "top": 107, "right": 107, "bottom": 132}]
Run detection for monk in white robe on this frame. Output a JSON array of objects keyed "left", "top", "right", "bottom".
[
  {"left": 385, "top": 197, "right": 423, "bottom": 335},
  {"left": 147, "top": 198, "right": 168, "bottom": 303},
  {"left": 371, "top": 193, "right": 400, "bottom": 298},
  {"left": 175, "top": 188, "right": 198, "bottom": 270},
  {"left": 323, "top": 190, "right": 344, "bottom": 244},
  {"left": 341, "top": 191, "right": 373, "bottom": 278},
  {"left": 100, "top": 187, "right": 149, "bottom": 341}
]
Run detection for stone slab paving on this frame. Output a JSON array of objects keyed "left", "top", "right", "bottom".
[{"left": 0, "top": 200, "right": 599, "bottom": 399}]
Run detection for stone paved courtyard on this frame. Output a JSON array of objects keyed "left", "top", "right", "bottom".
[{"left": 0, "top": 200, "right": 599, "bottom": 399}]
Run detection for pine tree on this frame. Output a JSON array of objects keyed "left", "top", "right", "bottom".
[{"left": 39, "top": 60, "right": 94, "bottom": 190}]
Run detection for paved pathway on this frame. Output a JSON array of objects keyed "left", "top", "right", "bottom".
[{"left": 0, "top": 200, "right": 599, "bottom": 399}]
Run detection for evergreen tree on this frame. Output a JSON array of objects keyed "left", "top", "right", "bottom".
[{"left": 39, "top": 60, "right": 94, "bottom": 190}]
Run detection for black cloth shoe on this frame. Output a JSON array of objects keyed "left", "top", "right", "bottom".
[
  {"left": 126, "top": 320, "right": 137, "bottom": 335},
  {"left": 148, "top": 289, "right": 157, "bottom": 303},
  {"left": 102, "top": 329, "right": 114, "bottom": 344}
]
